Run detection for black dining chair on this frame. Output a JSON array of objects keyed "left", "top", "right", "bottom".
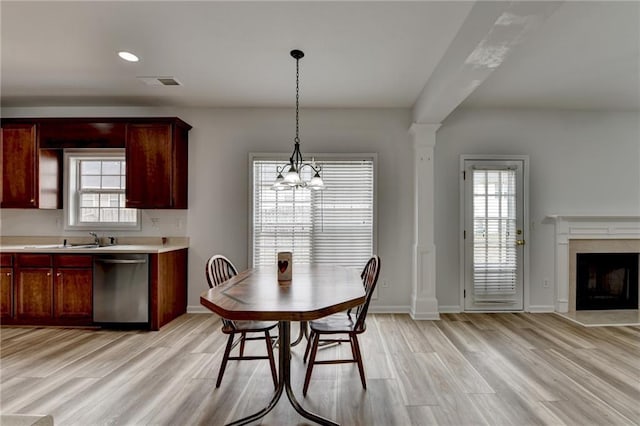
[
  {"left": 302, "top": 255, "right": 381, "bottom": 396},
  {"left": 205, "top": 255, "right": 278, "bottom": 388}
]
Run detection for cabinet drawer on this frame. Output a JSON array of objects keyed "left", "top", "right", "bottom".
[
  {"left": 55, "top": 255, "right": 93, "bottom": 268},
  {"left": 0, "top": 253, "right": 13, "bottom": 267},
  {"left": 16, "top": 254, "right": 52, "bottom": 267}
]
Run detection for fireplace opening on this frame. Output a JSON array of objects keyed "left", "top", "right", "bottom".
[{"left": 576, "top": 253, "right": 639, "bottom": 310}]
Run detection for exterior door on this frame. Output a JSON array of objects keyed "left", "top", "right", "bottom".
[{"left": 462, "top": 157, "right": 528, "bottom": 311}]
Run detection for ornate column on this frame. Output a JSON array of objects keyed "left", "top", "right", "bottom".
[{"left": 409, "top": 123, "right": 440, "bottom": 320}]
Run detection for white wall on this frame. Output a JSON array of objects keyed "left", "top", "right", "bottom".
[
  {"left": 434, "top": 108, "right": 640, "bottom": 311},
  {"left": 7, "top": 105, "right": 635, "bottom": 315},
  {"left": 1, "top": 106, "right": 415, "bottom": 312}
]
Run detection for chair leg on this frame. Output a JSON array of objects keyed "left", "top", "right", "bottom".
[
  {"left": 302, "top": 332, "right": 320, "bottom": 396},
  {"left": 351, "top": 333, "right": 366, "bottom": 390},
  {"left": 216, "top": 333, "right": 235, "bottom": 388},
  {"left": 303, "top": 330, "right": 315, "bottom": 363},
  {"left": 239, "top": 332, "right": 247, "bottom": 356},
  {"left": 265, "top": 330, "right": 278, "bottom": 389}
]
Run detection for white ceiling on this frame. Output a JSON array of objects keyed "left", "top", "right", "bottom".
[{"left": 2, "top": 1, "right": 638, "bottom": 115}]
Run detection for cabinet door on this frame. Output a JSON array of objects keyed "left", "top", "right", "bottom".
[
  {"left": 1, "top": 123, "right": 37, "bottom": 208},
  {"left": 16, "top": 268, "right": 53, "bottom": 319},
  {"left": 0, "top": 267, "right": 13, "bottom": 319},
  {"left": 125, "top": 123, "right": 173, "bottom": 208},
  {"left": 54, "top": 268, "right": 92, "bottom": 320}
]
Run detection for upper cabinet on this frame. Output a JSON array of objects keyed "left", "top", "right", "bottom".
[
  {"left": 1, "top": 123, "right": 38, "bottom": 208},
  {"left": 0, "top": 123, "right": 59, "bottom": 209},
  {"left": 125, "top": 119, "right": 190, "bottom": 209},
  {"left": 0, "top": 117, "right": 191, "bottom": 210}
]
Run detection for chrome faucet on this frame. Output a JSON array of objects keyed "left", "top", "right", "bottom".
[{"left": 89, "top": 232, "right": 100, "bottom": 246}]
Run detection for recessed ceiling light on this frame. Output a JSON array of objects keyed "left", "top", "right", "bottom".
[{"left": 118, "top": 51, "right": 139, "bottom": 62}]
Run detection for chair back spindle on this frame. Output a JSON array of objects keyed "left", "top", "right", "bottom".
[
  {"left": 354, "top": 255, "right": 380, "bottom": 332},
  {"left": 206, "top": 255, "right": 238, "bottom": 288}
]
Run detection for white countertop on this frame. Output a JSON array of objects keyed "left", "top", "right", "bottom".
[
  {"left": 0, "top": 236, "right": 189, "bottom": 254},
  {"left": 1, "top": 244, "right": 188, "bottom": 254}
]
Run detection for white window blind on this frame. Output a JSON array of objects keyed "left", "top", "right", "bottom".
[
  {"left": 252, "top": 158, "right": 374, "bottom": 268},
  {"left": 472, "top": 168, "right": 517, "bottom": 296}
]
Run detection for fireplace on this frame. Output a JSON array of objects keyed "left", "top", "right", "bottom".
[
  {"left": 548, "top": 215, "right": 640, "bottom": 313},
  {"left": 576, "top": 253, "right": 639, "bottom": 310}
]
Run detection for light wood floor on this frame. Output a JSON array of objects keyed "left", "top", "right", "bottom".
[{"left": 1, "top": 313, "right": 639, "bottom": 425}]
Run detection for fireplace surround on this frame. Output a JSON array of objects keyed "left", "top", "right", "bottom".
[{"left": 548, "top": 215, "right": 640, "bottom": 313}]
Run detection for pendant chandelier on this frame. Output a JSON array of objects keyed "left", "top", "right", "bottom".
[{"left": 272, "top": 50, "right": 324, "bottom": 191}]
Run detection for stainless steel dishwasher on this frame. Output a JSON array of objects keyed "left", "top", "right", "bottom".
[{"left": 93, "top": 254, "right": 149, "bottom": 325}]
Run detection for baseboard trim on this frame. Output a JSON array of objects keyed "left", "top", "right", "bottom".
[
  {"left": 527, "top": 305, "right": 556, "bottom": 313},
  {"left": 438, "top": 305, "right": 461, "bottom": 313},
  {"left": 187, "top": 305, "right": 212, "bottom": 314},
  {"left": 368, "top": 305, "right": 410, "bottom": 314}
]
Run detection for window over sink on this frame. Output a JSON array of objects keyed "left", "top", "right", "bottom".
[{"left": 64, "top": 150, "right": 140, "bottom": 230}]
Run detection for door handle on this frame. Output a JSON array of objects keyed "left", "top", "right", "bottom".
[{"left": 516, "top": 239, "right": 526, "bottom": 246}]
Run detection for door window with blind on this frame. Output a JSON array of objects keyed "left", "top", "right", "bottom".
[
  {"left": 461, "top": 157, "right": 528, "bottom": 311},
  {"left": 251, "top": 155, "right": 375, "bottom": 268}
]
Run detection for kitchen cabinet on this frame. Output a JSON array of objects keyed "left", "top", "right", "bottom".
[
  {"left": 54, "top": 255, "right": 92, "bottom": 323},
  {"left": 15, "top": 254, "right": 53, "bottom": 320},
  {"left": 150, "top": 248, "right": 188, "bottom": 330},
  {"left": 0, "top": 122, "right": 60, "bottom": 209},
  {"left": 3, "top": 245, "right": 187, "bottom": 329},
  {"left": 1, "top": 254, "right": 13, "bottom": 319},
  {"left": 125, "top": 119, "right": 190, "bottom": 209},
  {"left": 1, "top": 123, "right": 37, "bottom": 208},
  {"left": 12, "top": 254, "right": 92, "bottom": 325},
  {"left": 1, "top": 117, "right": 190, "bottom": 211}
]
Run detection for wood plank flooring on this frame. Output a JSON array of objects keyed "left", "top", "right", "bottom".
[{"left": 1, "top": 313, "right": 638, "bottom": 425}]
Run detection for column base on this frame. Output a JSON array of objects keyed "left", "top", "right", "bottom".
[{"left": 410, "top": 296, "right": 440, "bottom": 320}]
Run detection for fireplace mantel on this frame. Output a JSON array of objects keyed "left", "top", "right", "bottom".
[{"left": 547, "top": 215, "right": 640, "bottom": 312}]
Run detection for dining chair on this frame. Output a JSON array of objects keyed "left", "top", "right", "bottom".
[
  {"left": 205, "top": 255, "right": 278, "bottom": 388},
  {"left": 302, "top": 255, "right": 381, "bottom": 396}
]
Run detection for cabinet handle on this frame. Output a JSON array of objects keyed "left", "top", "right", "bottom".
[
  {"left": 6, "top": 272, "right": 10, "bottom": 277},
  {"left": 47, "top": 272, "right": 51, "bottom": 276},
  {"left": 30, "top": 198, "right": 35, "bottom": 203},
  {"left": 56, "top": 272, "right": 62, "bottom": 277}
]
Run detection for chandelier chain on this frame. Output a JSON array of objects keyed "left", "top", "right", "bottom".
[{"left": 295, "top": 56, "right": 300, "bottom": 144}]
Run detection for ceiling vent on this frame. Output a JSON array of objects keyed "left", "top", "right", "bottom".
[{"left": 137, "top": 76, "right": 182, "bottom": 86}]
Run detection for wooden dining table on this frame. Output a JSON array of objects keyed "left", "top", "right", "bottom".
[{"left": 200, "top": 264, "right": 365, "bottom": 426}]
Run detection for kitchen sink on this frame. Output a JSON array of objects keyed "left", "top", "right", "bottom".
[{"left": 24, "top": 244, "right": 102, "bottom": 249}]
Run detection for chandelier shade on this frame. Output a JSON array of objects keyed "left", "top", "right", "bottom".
[{"left": 271, "top": 49, "right": 324, "bottom": 191}]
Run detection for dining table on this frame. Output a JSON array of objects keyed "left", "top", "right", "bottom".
[{"left": 200, "top": 264, "right": 366, "bottom": 426}]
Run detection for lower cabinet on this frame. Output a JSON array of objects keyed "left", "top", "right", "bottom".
[
  {"left": 3, "top": 249, "right": 187, "bottom": 329},
  {"left": 15, "top": 254, "right": 53, "bottom": 320},
  {"left": 54, "top": 255, "right": 92, "bottom": 322},
  {"left": 1, "top": 254, "right": 14, "bottom": 319},
  {"left": 10, "top": 253, "right": 93, "bottom": 325}
]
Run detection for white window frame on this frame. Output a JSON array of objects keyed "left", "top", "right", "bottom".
[
  {"left": 64, "top": 149, "right": 141, "bottom": 230},
  {"left": 249, "top": 152, "right": 377, "bottom": 268}
]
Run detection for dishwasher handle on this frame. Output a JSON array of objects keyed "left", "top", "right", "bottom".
[{"left": 95, "top": 258, "right": 147, "bottom": 264}]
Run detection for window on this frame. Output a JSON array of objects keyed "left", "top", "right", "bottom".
[
  {"left": 65, "top": 150, "right": 139, "bottom": 230},
  {"left": 251, "top": 155, "right": 375, "bottom": 268}
]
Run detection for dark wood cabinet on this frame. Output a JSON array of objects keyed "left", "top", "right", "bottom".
[
  {"left": 126, "top": 120, "right": 189, "bottom": 209},
  {"left": 15, "top": 254, "right": 53, "bottom": 320},
  {"left": 1, "top": 117, "right": 190, "bottom": 211},
  {"left": 3, "top": 248, "right": 186, "bottom": 329},
  {"left": 1, "top": 254, "right": 13, "bottom": 319},
  {"left": 54, "top": 255, "right": 92, "bottom": 323},
  {"left": 11, "top": 254, "right": 92, "bottom": 325},
  {"left": 1, "top": 123, "right": 38, "bottom": 208},
  {"left": 150, "top": 248, "right": 188, "bottom": 330},
  {"left": 1, "top": 122, "right": 61, "bottom": 209}
]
